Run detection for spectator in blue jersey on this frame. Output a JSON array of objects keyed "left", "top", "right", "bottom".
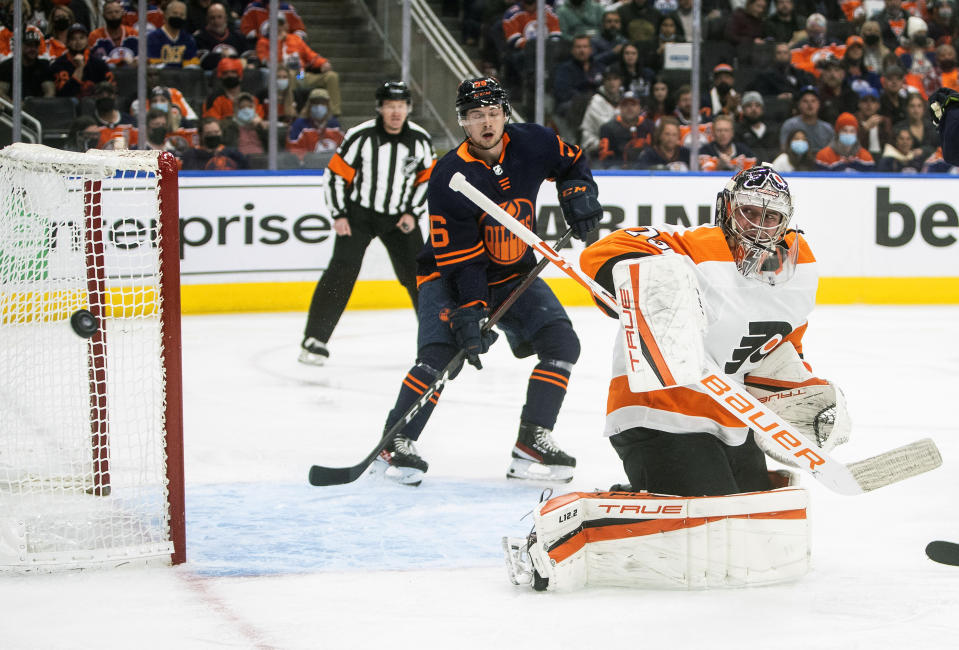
[
  {"left": 298, "top": 82, "right": 435, "bottom": 367},
  {"left": 146, "top": 0, "right": 200, "bottom": 68},
  {"left": 181, "top": 116, "right": 248, "bottom": 169},
  {"left": 636, "top": 116, "right": 691, "bottom": 170},
  {"left": 89, "top": 0, "right": 138, "bottom": 63},
  {"left": 49, "top": 23, "right": 111, "bottom": 98},
  {"left": 367, "top": 77, "right": 601, "bottom": 488}
]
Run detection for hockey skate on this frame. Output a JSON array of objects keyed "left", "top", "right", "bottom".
[
  {"left": 507, "top": 421, "right": 575, "bottom": 483},
  {"left": 298, "top": 337, "right": 329, "bottom": 366},
  {"left": 502, "top": 533, "right": 549, "bottom": 591},
  {"left": 368, "top": 434, "right": 429, "bottom": 487}
]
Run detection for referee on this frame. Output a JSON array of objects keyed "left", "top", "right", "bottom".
[{"left": 300, "top": 81, "right": 437, "bottom": 365}]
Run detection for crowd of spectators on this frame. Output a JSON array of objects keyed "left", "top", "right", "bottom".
[
  {"left": 1, "top": 0, "right": 957, "bottom": 173},
  {"left": 0, "top": 0, "right": 343, "bottom": 169},
  {"left": 468, "top": 0, "right": 959, "bottom": 173}
]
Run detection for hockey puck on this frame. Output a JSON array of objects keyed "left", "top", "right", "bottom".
[{"left": 70, "top": 309, "right": 99, "bottom": 338}]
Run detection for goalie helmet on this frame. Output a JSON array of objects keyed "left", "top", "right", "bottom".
[
  {"left": 455, "top": 76, "right": 511, "bottom": 122},
  {"left": 715, "top": 164, "right": 798, "bottom": 285}
]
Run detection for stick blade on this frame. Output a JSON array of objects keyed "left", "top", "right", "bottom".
[
  {"left": 308, "top": 464, "right": 364, "bottom": 487},
  {"left": 926, "top": 540, "right": 959, "bottom": 566},
  {"left": 848, "top": 438, "right": 942, "bottom": 492}
]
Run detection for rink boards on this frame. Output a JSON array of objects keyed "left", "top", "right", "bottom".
[{"left": 172, "top": 171, "right": 959, "bottom": 313}]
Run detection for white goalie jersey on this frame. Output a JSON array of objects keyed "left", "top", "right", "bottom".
[{"left": 579, "top": 224, "right": 819, "bottom": 445}]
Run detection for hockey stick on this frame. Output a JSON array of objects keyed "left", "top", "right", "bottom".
[
  {"left": 449, "top": 171, "right": 942, "bottom": 495},
  {"left": 307, "top": 227, "right": 576, "bottom": 486},
  {"left": 926, "top": 540, "right": 959, "bottom": 566}
]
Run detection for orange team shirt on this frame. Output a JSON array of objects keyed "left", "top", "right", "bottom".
[
  {"left": 203, "top": 92, "right": 265, "bottom": 119},
  {"left": 790, "top": 43, "right": 847, "bottom": 76},
  {"left": 503, "top": 6, "right": 561, "bottom": 49},
  {"left": 579, "top": 224, "right": 818, "bottom": 444},
  {"left": 255, "top": 33, "right": 326, "bottom": 70},
  {"left": 240, "top": 5, "right": 307, "bottom": 40}
]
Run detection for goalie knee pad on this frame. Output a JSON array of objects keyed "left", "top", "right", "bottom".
[{"left": 505, "top": 487, "right": 810, "bottom": 591}]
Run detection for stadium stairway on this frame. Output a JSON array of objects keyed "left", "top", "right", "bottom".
[{"left": 293, "top": 0, "right": 453, "bottom": 141}]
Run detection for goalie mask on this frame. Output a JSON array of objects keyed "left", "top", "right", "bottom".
[{"left": 716, "top": 164, "right": 798, "bottom": 285}]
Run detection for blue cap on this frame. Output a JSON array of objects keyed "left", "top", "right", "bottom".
[
  {"left": 798, "top": 85, "right": 819, "bottom": 100},
  {"left": 857, "top": 86, "right": 880, "bottom": 99}
]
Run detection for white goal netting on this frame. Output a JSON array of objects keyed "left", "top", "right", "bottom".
[{"left": 0, "top": 144, "right": 183, "bottom": 571}]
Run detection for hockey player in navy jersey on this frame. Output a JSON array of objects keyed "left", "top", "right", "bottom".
[{"left": 372, "top": 76, "right": 602, "bottom": 486}]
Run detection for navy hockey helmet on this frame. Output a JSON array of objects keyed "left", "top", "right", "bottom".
[
  {"left": 455, "top": 76, "right": 510, "bottom": 120},
  {"left": 375, "top": 81, "right": 412, "bottom": 106},
  {"left": 715, "top": 163, "right": 798, "bottom": 284}
]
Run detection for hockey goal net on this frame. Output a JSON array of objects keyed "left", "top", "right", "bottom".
[{"left": 0, "top": 143, "right": 184, "bottom": 571}]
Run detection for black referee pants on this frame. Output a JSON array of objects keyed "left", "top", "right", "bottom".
[
  {"left": 609, "top": 427, "right": 771, "bottom": 497},
  {"left": 303, "top": 205, "right": 423, "bottom": 344}
]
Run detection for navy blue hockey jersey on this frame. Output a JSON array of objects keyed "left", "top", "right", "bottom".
[{"left": 418, "top": 122, "right": 596, "bottom": 306}]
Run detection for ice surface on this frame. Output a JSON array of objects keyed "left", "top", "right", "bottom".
[{"left": 2, "top": 305, "right": 958, "bottom": 649}]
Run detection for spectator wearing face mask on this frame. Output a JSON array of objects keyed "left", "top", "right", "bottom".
[
  {"left": 90, "top": 81, "right": 134, "bottom": 128},
  {"left": 736, "top": 92, "right": 779, "bottom": 162},
  {"left": 142, "top": 108, "right": 175, "bottom": 152},
  {"left": 257, "top": 65, "right": 299, "bottom": 124},
  {"left": 181, "top": 117, "right": 248, "bottom": 170},
  {"left": 221, "top": 92, "right": 271, "bottom": 155},
  {"left": 928, "top": 0, "right": 957, "bottom": 45},
  {"left": 65, "top": 115, "right": 104, "bottom": 152},
  {"left": 859, "top": 20, "right": 892, "bottom": 73},
  {"left": 935, "top": 43, "right": 959, "bottom": 91},
  {"left": 790, "top": 13, "right": 842, "bottom": 76},
  {"left": 869, "top": 0, "right": 910, "bottom": 51},
  {"left": 89, "top": 0, "right": 138, "bottom": 61},
  {"left": 771, "top": 127, "right": 818, "bottom": 171},
  {"left": 145, "top": 0, "right": 200, "bottom": 68},
  {"left": 815, "top": 111, "right": 876, "bottom": 170},
  {"left": 203, "top": 57, "right": 264, "bottom": 119},
  {"left": 286, "top": 88, "right": 344, "bottom": 159},
  {"left": 43, "top": 4, "right": 72, "bottom": 59}
]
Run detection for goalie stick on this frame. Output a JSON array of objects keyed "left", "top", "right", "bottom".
[
  {"left": 307, "top": 228, "right": 575, "bottom": 486},
  {"left": 926, "top": 541, "right": 959, "bottom": 566},
  {"left": 449, "top": 171, "right": 942, "bottom": 496}
]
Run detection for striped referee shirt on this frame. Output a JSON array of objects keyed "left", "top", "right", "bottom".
[{"left": 325, "top": 116, "right": 436, "bottom": 220}]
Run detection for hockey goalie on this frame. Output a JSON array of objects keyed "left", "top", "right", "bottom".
[{"left": 504, "top": 165, "right": 852, "bottom": 591}]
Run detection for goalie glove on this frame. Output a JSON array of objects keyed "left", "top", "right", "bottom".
[{"left": 743, "top": 344, "right": 851, "bottom": 467}]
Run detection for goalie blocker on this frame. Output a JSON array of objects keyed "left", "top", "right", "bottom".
[{"left": 504, "top": 476, "right": 808, "bottom": 592}]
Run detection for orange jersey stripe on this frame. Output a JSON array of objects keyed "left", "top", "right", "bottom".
[
  {"left": 434, "top": 241, "right": 484, "bottom": 260},
  {"left": 415, "top": 159, "right": 435, "bottom": 185},
  {"left": 435, "top": 246, "right": 486, "bottom": 267},
  {"left": 326, "top": 153, "right": 355, "bottom": 184}
]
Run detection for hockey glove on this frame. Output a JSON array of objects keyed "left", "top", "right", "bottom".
[
  {"left": 929, "top": 87, "right": 959, "bottom": 128},
  {"left": 558, "top": 179, "right": 602, "bottom": 241},
  {"left": 447, "top": 302, "right": 499, "bottom": 370}
]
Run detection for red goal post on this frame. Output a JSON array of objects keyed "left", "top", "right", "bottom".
[{"left": 0, "top": 143, "right": 184, "bottom": 571}]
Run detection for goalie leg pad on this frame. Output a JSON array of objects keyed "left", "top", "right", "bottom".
[
  {"left": 517, "top": 488, "right": 810, "bottom": 591},
  {"left": 612, "top": 254, "right": 708, "bottom": 392}
]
